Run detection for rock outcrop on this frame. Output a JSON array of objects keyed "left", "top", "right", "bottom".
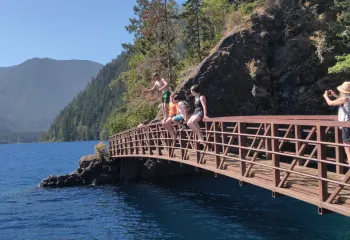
[
  {"left": 40, "top": 154, "right": 201, "bottom": 188},
  {"left": 173, "top": 0, "right": 349, "bottom": 118}
]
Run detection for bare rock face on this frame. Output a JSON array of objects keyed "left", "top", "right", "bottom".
[{"left": 173, "top": 0, "right": 347, "bottom": 118}]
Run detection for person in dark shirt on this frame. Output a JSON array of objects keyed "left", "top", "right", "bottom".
[{"left": 187, "top": 85, "right": 208, "bottom": 143}]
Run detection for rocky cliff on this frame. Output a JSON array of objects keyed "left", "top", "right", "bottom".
[
  {"left": 40, "top": 154, "right": 201, "bottom": 187},
  {"left": 173, "top": 0, "right": 348, "bottom": 117}
]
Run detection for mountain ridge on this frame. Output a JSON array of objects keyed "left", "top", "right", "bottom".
[{"left": 0, "top": 57, "right": 103, "bottom": 133}]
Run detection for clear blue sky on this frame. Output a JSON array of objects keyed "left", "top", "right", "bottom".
[{"left": 0, "top": 0, "right": 185, "bottom": 67}]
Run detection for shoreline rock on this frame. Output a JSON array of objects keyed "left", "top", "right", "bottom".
[{"left": 40, "top": 154, "right": 201, "bottom": 188}]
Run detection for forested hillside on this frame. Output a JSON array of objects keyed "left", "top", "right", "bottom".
[
  {"left": 44, "top": 0, "right": 350, "bottom": 142},
  {"left": 41, "top": 53, "right": 129, "bottom": 142}
]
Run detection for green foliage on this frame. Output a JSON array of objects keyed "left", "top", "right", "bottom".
[
  {"left": 334, "top": 0, "right": 350, "bottom": 48},
  {"left": 180, "top": 0, "right": 205, "bottom": 61},
  {"left": 105, "top": 101, "right": 158, "bottom": 134},
  {"left": 238, "top": 0, "right": 262, "bottom": 16},
  {"left": 329, "top": 54, "right": 350, "bottom": 74},
  {"left": 201, "top": 0, "right": 234, "bottom": 50}
]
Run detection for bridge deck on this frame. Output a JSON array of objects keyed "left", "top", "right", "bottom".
[{"left": 110, "top": 116, "right": 350, "bottom": 217}]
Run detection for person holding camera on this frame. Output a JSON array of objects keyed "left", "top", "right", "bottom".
[{"left": 323, "top": 82, "right": 350, "bottom": 164}]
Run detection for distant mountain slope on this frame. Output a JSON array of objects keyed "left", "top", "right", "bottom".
[
  {"left": 0, "top": 58, "right": 102, "bottom": 132},
  {"left": 42, "top": 52, "right": 129, "bottom": 142}
]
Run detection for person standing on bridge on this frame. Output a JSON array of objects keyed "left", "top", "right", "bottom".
[
  {"left": 142, "top": 73, "right": 171, "bottom": 121},
  {"left": 187, "top": 85, "right": 208, "bottom": 143},
  {"left": 323, "top": 81, "right": 350, "bottom": 163}
]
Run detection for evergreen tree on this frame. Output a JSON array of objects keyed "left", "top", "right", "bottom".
[{"left": 180, "top": 0, "right": 204, "bottom": 61}]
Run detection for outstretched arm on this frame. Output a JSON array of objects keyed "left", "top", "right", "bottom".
[
  {"left": 200, "top": 95, "right": 208, "bottom": 118},
  {"left": 323, "top": 91, "right": 348, "bottom": 106},
  {"left": 143, "top": 83, "right": 157, "bottom": 93}
]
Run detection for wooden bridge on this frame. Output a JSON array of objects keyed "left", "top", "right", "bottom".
[{"left": 109, "top": 116, "right": 350, "bottom": 217}]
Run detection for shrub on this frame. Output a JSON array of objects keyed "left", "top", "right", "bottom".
[
  {"left": 238, "top": 1, "right": 262, "bottom": 16},
  {"left": 329, "top": 54, "right": 350, "bottom": 74},
  {"left": 246, "top": 59, "right": 258, "bottom": 78},
  {"left": 310, "top": 31, "right": 333, "bottom": 63},
  {"left": 105, "top": 101, "right": 158, "bottom": 135},
  {"left": 94, "top": 141, "right": 109, "bottom": 161}
]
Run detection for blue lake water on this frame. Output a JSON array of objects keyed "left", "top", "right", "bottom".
[{"left": 0, "top": 141, "right": 350, "bottom": 240}]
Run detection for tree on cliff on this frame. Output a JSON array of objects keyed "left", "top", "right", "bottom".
[
  {"left": 180, "top": 0, "right": 205, "bottom": 62},
  {"left": 125, "top": 0, "right": 180, "bottom": 85}
]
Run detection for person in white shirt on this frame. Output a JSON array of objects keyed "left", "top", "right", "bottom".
[
  {"left": 143, "top": 73, "right": 171, "bottom": 121},
  {"left": 323, "top": 81, "right": 350, "bottom": 164}
]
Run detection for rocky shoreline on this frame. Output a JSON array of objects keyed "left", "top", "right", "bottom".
[{"left": 40, "top": 154, "right": 201, "bottom": 188}]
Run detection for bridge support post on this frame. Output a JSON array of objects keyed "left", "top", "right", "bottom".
[
  {"left": 295, "top": 125, "right": 304, "bottom": 166},
  {"left": 148, "top": 127, "right": 153, "bottom": 156},
  {"left": 271, "top": 124, "right": 280, "bottom": 187},
  {"left": 123, "top": 133, "right": 128, "bottom": 155},
  {"left": 196, "top": 141, "right": 200, "bottom": 164},
  {"left": 238, "top": 122, "right": 247, "bottom": 177},
  {"left": 213, "top": 122, "right": 221, "bottom": 169},
  {"left": 155, "top": 126, "right": 160, "bottom": 156},
  {"left": 264, "top": 123, "right": 272, "bottom": 160},
  {"left": 140, "top": 129, "right": 146, "bottom": 155},
  {"left": 109, "top": 139, "right": 114, "bottom": 157},
  {"left": 180, "top": 130, "right": 185, "bottom": 160},
  {"left": 129, "top": 134, "right": 134, "bottom": 155},
  {"left": 335, "top": 127, "right": 345, "bottom": 174},
  {"left": 317, "top": 125, "right": 328, "bottom": 202},
  {"left": 134, "top": 130, "right": 139, "bottom": 155}
]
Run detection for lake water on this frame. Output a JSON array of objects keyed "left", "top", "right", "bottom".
[{"left": 0, "top": 141, "right": 350, "bottom": 240}]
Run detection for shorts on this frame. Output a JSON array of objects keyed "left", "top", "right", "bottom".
[
  {"left": 342, "top": 127, "right": 350, "bottom": 143},
  {"left": 162, "top": 91, "right": 171, "bottom": 104},
  {"left": 193, "top": 109, "right": 204, "bottom": 119},
  {"left": 173, "top": 114, "right": 184, "bottom": 122}
]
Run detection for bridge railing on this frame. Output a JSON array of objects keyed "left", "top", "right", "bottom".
[{"left": 110, "top": 115, "right": 350, "bottom": 213}]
